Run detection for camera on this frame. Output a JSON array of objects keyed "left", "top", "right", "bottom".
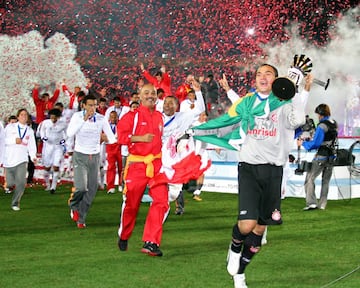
[{"left": 295, "top": 160, "right": 312, "bottom": 175}]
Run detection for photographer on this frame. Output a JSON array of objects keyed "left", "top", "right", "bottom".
[{"left": 297, "top": 104, "right": 337, "bottom": 210}]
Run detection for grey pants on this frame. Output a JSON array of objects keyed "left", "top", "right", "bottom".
[
  {"left": 5, "top": 162, "right": 28, "bottom": 208},
  {"left": 304, "top": 158, "right": 334, "bottom": 209},
  {"left": 69, "top": 151, "right": 100, "bottom": 224}
]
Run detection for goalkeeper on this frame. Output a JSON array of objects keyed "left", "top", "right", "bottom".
[{"left": 192, "top": 63, "right": 314, "bottom": 288}]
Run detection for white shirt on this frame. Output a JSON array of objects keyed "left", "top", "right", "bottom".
[
  {"left": 162, "top": 111, "right": 196, "bottom": 144},
  {"left": 104, "top": 105, "right": 130, "bottom": 121},
  {"left": 0, "top": 122, "right": 5, "bottom": 165},
  {"left": 3, "top": 123, "right": 37, "bottom": 167},
  {"left": 67, "top": 111, "right": 116, "bottom": 154},
  {"left": 179, "top": 91, "right": 206, "bottom": 124},
  {"left": 39, "top": 119, "right": 67, "bottom": 145}
]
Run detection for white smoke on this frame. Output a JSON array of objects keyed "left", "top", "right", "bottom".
[
  {"left": 0, "top": 30, "right": 86, "bottom": 123},
  {"left": 264, "top": 7, "right": 360, "bottom": 135}
]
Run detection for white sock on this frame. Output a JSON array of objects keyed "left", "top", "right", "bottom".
[
  {"left": 51, "top": 171, "right": 59, "bottom": 190},
  {"left": 44, "top": 170, "right": 51, "bottom": 187}
]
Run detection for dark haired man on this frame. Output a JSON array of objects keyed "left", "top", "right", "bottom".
[
  {"left": 32, "top": 83, "right": 60, "bottom": 124},
  {"left": 193, "top": 63, "right": 314, "bottom": 288},
  {"left": 298, "top": 104, "right": 337, "bottom": 211},
  {"left": 39, "top": 108, "right": 67, "bottom": 194},
  {"left": 140, "top": 63, "right": 172, "bottom": 97},
  {"left": 67, "top": 95, "right": 116, "bottom": 228}
]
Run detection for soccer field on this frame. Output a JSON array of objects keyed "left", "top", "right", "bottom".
[{"left": 1, "top": 184, "right": 360, "bottom": 288}]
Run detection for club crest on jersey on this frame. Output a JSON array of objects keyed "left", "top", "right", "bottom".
[
  {"left": 271, "top": 209, "right": 281, "bottom": 221},
  {"left": 270, "top": 113, "right": 278, "bottom": 122}
]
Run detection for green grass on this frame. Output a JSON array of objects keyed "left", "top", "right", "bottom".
[{"left": 1, "top": 184, "right": 360, "bottom": 288}]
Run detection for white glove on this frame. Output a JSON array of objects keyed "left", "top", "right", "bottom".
[{"left": 287, "top": 67, "right": 304, "bottom": 87}]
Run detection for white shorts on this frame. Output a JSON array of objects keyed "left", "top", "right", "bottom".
[{"left": 42, "top": 143, "right": 64, "bottom": 168}]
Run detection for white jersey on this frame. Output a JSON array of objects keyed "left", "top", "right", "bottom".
[
  {"left": 67, "top": 111, "right": 116, "bottom": 154},
  {"left": 0, "top": 122, "right": 5, "bottom": 165},
  {"left": 3, "top": 123, "right": 37, "bottom": 167},
  {"left": 104, "top": 105, "right": 130, "bottom": 121},
  {"left": 39, "top": 119, "right": 67, "bottom": 145},
  {"left": 162, "top": 111, "right": 196, "bottom": 145},
  {"left": 179, "top": 91, "right": 206, "bottom": 125},
  {"left": 39, "top": 119, "right": 67, "bottom": 167},
  {"left": 238, "top": 90, "right": 308, "bottom": 166}
]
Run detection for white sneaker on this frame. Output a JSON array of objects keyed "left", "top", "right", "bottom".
[
  {"left": 118, "top": 186, "right": 123, "bottom": 192},
  {"left": 141, "top": 194, "right": 153, "bottom": 203},
  {"left": 227, "top": 245, "right": 241, "bottom": 276},
  {"left": 11, "top": 206, "right": 20, "bottom": 211},
  {"left": 303, "top": 204, "right": 317, "bottom": 211},
  {"left": 233, "top": 274, "right": 247, "bottom": 288},
  {"left": 107, "top": 188, "right": 115, "bottom": 194},
  {"left": 261, "top": 238, "right": 267, "bottom": 245}
]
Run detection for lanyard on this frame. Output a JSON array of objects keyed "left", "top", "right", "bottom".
[
  {"left": 164, "top": 115, "right": 176, "bottom": 127},
  {"left": 110, "top": 123, "right": 116, "bottom": 134},
  {"left": 18, "top": 125, "right": 27, "bottom": 140}
]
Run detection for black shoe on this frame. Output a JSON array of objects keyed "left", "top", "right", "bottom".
[
  {"left": 50, "top": 189, "right": 55, "bottom": 194},
  {"left": 175, "top": 207, "right": 184, "bottom": 215},
  {"left": 141, "top": 242, "right": 163, "bottom": 257},
  {"left": 118, "top": 239, "right": 128, "bottom": 251}
]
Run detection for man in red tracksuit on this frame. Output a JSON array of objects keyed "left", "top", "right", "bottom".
[
  {"left": 116, "top": 83, "right": 168, "bottom": 257},
  {"left": 32, "top": 83, "right": 60, "bottom": 124},
  {"left": 105, "top": 111, "right": 122, "bottom": 194},
  {"left": 140, "top": 63, "right": 172, "bottom": 97},
  {"left": 32, "top": 83, "right": 61, "bottom": 154}
]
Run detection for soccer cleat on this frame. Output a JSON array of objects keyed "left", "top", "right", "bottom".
[
  {"left": 233, "top": 273, "right": 247, "bottom": 288},
  {"left": 5, "top": 188, "right": 11, "bottom": 194},
  {"left": 118, "top": 239, "right": 128, "bottom": 251},
  {"left": 70, "top": 209, "right": 79, "bottom": 222},
  {"left": 45, "top": 185, "right": 51, "bottom": 191},
  {"left": 118, "top": 186, "right": 123, "bottom": 192},
  {"left": 141, "top": 242, "right": 163, "bottom": 257},
  {"left": 107, "top": 188, "right": 115, "bottom": 194},
  {"left": 50, "top": 189, "right": 56, "bottom": 194},
  {"left": 175, "top": 207, "right": 184, "bottom": 215},
  {"left": 227, "top": 244, "right": 241, "bottom": 276},
  {"left": 303, "top": 204, "right": 317, "bottom": 211},
  {"left": 193, "top": 195, "right": 203, "bottom": 201},
  {"left": 77, "top": 223, "right": 86, "bottom": 229},
  {"left": 11, "top": 206, "right": 20, "bottom": 211}
]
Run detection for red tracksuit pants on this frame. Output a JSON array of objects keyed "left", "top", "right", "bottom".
[
  {"left": 118, "top": 158, "right": 169, "bottom": 245},
  {"left": 106, "top": 144, "right": 122, "bottom": 190}
]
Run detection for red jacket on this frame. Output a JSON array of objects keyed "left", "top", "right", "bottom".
[
  {"left": 62, "top": 84, "right": 81, "bottom": 110},
  {"left": 175, "top": 83, "right": 192, "bottom": 104},
  {"left": 32, "top": 88, "right": 60, "bottom": 123},
  {"left": 142, "top": 70, "right": 172, "bottom": 97},
  {"left": 117, "top": 105, "right": 163, "bottom": 156}
]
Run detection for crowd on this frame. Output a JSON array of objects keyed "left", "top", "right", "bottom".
[{"left": 0, "top": 0, "right": 357, "bottom": 104}]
